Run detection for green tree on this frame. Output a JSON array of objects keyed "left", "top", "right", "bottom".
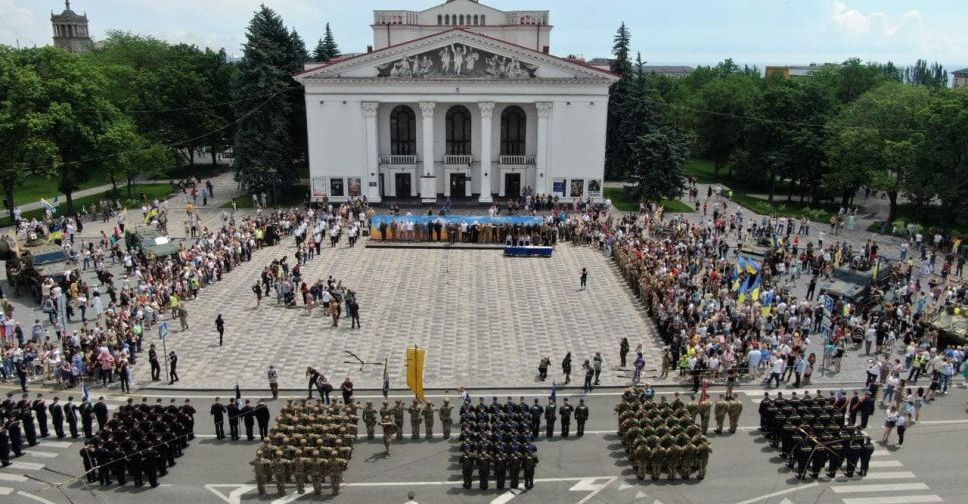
[
  {"left": 904, "top": 59, "right": 948, "bottom": 88},
  {"left": 693, "top": 74, "right": 758, "bottom": 180},
  {"left": 232, "top": 5, "right": 302, "bottom": 199},
  {"left": 0, "top": 46, "right": 56, "bottom": 221},
  {"left": 824, "top": 82, "right": 933, "bottom": 222},
  {"left": 630, "top": 128, "right": 690, "bottom": 202},
  {"left": 313, "top": 23, "right": 340, "bottom": 62},
  {"left": 920, "top": 88, "right": 968, "bottom": 225}
]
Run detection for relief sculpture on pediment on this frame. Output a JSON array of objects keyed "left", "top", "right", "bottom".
[{"left": 376, "top": 43, "right": 538, "bottom": 79}]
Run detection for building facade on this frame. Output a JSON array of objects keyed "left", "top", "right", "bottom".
[
  {"left": 954, "top": 68, "right": 968, "bottom": 89},
  {"left": 51, "top": 0, "right": 93, "bottom": 53},
  {"left": 295, "top": 0, "right": 617, "bottom": 204}
]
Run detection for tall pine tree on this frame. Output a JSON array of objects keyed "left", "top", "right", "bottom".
[
  {"left": 604, "top": 23, "right": 635, "bottom": 181},
  {"left": 232, "top": 5, "right": 301, "bottom": 197},
  {"left": 313, "top": 23, "right": 340, "bottom": 62}
]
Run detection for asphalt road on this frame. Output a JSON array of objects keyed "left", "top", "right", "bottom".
[{"left": 1, "top": 384, "right": 966, "bottom": 504}]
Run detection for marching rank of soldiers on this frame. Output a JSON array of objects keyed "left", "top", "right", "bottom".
[
  {"left": 3, "top": 392, "right": 75, "bottom": 467},
  {"left": 457, "top": 397, "right": 541, "bottom": 490},
  {"left": 77, "top": 396, "right": 196, "bottom": 488},
  {"left": 758, "top": 390, "right": 876, "bottom": 480},
  {"left": 616, "top": 389, "right": 712, "bottom": 481},
  {"left": 250, "top": 399, "right": 358, "bottom": 496}
]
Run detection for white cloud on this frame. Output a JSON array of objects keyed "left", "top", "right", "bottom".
[{"left": 830, "top": 1, "right": 921, "bottom": 39}]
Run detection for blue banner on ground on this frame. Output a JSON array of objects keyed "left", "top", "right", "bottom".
[{"left": 370, "top": 215, "right": 543, "bottom": 227}]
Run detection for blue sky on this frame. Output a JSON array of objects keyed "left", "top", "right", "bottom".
[{"left": 3, "top": 0, "right": 966, "bottom": 70}]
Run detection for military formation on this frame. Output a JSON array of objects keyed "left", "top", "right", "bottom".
[
  {"left": 616, "top": 389, "right": 712, "bottom": 481},
  {"left": 2, "top": 392, "right": 67, "bottom": 467},
  {"left": 758, "top": 391, "right": 876, "bottom": 480},
  {"left": 457, "top": 397, "right": 541, "bottom": 490},
  {"left": 78, "top": 396, "right": 196, "bottom": 488},
  {"left": 250, "top": 399, "right": 358, "bottom": 496}
]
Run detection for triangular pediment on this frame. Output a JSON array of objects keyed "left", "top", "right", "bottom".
[{"left": 295, "top": 29, "right": 617, "bottom": 82}]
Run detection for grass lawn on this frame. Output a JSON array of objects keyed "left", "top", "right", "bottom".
[
  {"left": 0, "top": 184, "right": 173, "bottom": 228},
  {"left": 11, "top": 171, "right": 115, "bottom": 207},
  {"left": 866, "top": 204, "right": 968, "bottom": 236},
  {"left": 729, "top": 192, "right": 839, "bottom": 223},
  {"left": 222, "top": 184, "right": 309, "bottom": 209},
  {"left": 684, "top": 158, "right": 800, "bottom": 196},
  {"left": 604, "top": 187, "right": 694, "bottom": 213}
]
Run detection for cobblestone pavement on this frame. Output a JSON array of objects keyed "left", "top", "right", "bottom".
[{"left": 146, "top": 240, "right": 662, "bottom": 390}]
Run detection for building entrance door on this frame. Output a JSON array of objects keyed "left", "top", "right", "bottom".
[
  {"left": 504, "top": 173, "right": 521, "bottom": 198},
  {"left": 394, "top": 173, "right": 411, "bottom": 197},
  {"left": 450, "top": 173, "right": 467, "bottom": 197}
]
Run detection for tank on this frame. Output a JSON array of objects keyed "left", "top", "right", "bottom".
[
  {"left": 124, "top": 227, "right": 180, "bottom": 260},
  {"left": 0, "top": 235, "right": 73, "bottom": 303}
]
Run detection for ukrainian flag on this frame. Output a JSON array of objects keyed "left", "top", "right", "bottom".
[{"left": 750, "top": 276, "right": 762, "bottom": 302}]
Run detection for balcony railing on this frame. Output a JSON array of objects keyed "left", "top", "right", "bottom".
[
  {"left": 373, "top": 10, "right": 419, "bottom": 25},
  {"left": 499, "top": 155, "right": 536, "bottom": 165},
  {"left": 379, "top": 155, "right": 418, "bottom": 165},
  {"left": 505, "top": 11, "right": 549, "bottom": 25},
  {"left": 444, "top": 155, "right": 473, "bottom": 165}
]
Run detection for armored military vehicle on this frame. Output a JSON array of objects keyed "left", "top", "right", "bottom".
[{"left": 0, "top": 235, "right": 73, "bottom": 303}]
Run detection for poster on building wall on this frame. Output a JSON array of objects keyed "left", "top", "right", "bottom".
[
  {"left": 312, "top": 177, "right": 327, "bottom": 198},
  {"left": 330, "top": 178, "right": 345, "bottom": 197},
  {"left": 552, "top": 179, "right": 566, "bottom": 196},
  {"left": 570, "top": 179, "right": 584, "bottom": 198},
  {"left": 587, "top": 179, "right": 602, "bottom": 199},
  {"left": 348, "top": 178, "right": 362, "bottom": 197}
]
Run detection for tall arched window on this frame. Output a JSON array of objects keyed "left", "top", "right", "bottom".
[
  {"left": 438, "top": 15, "right": 442, "bottom": 25},
  {"left": 444, "top": 14, "right": 449, "bottom": 25},
  {"left": 459, "top": 15, "right": 465, "bottom": 25},
  {"left": 390, "top": 106, "right": 417, "bottom": 156},
  {"left": 473, "top": 15, "right": 479, "bottom": 25},
  {"left": 446, "top": 106, "right": 472, "bottom": 155},
  {"left": 500, "top": 106, "right": 527, "bottom": 156}
]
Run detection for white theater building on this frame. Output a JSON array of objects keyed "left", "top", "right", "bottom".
[{"left": 295, "top": 0, "right": 617, "bottom": 204}]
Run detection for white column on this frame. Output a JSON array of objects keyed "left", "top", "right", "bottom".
[
  {"left": 535, "top": 102, "right": 553, "bottom": 195},
  {"left": 478, "top": 102, "right": 495, "bottom": 203},
  {"left": 361, "top": 102, "right": 381, "bottom": 203},
  {"left": 419, "top": 102, "right": 437, "bottom": 202}
]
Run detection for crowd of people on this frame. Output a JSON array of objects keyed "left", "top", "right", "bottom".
[
  {"left": 74, "top": 396, "right": 198, "bottom": 488},
  {"left": 457, "top": 397, "right": 541, "bottom": 490},
  {"left": 250, "top": 399, "right": 357, "bottom": 496},
  {"left": 616, "top": 387, "right": 712, "bottom": 481},
  {"left": 758, "top": 390, "right": 876, "bottom": 480}
]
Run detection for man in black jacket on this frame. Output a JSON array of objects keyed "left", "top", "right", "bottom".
[
  {"left": 227, "top": 398, "right": 241, "bottom": 441},
  {"left": 48, "top": 397, "right": 65, "bottom": 439},
  {"left": 254, "top": 400, "right": 271, "bottom": 440},
  {"left": 859, "top": 391, "right": 876, "bottom": 428},
  {"left": 94, "top": 397, "right": 109, "bottom": 432},
  {"left": 32, "top": 394, "right": 49, "bottom": 438},
  {"left": 240, "top": 400, "right": 255, "bottom": 440},
  {"left": 210, "top": 397, "right": 226, "bottom": 440}
]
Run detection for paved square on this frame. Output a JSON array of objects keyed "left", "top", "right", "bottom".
[{"left": 145, "top": 239, "right": 661, "bottom": 389}]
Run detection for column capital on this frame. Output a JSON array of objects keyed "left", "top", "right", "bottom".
[
  {"left": 536, "top": 101, "right": 554, "bottom": 117},
  {"left": 419, "top": 102, "right": 436, "bottom": 117},
  {"left": 361, "top": 102, "right": 379, "bottom": 117},
  {"left": 478, "top": 102, "right": 495, "bottom": 119}
]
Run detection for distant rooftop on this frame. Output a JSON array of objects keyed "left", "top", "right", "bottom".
[{"left": 585, "top": 58, "right": 694, "bottom": 76}]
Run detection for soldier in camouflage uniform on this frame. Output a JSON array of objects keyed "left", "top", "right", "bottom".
[
  {"left": 713, "top": 394, "right": 728, "bottom": 434},
  {"left": 727, "top": 396, "right": 743, "bottom": 434},
  {"left": 439, "top": 399, "right": 453, "bottom": 439},
  {"left": 422, "top": 400, "right": 435, "bottom": 439},
  {"left": 698, "top": 396, "right": 712, "bottom": 435},
  {"left": 408, "top": 399, "right": 423, "bottom": 439},
  {"left": 327, "top": 455, "right": 345, "bottom": 495},
  {"left": 251, "top": 450, "right": 270, "bottom": 495},
  {"left": 362, "top": 402, "right": 377, "bottom": 439},
  {"left": 392, "top": 400, "right": 405, "bottom": 440},
  {"left": 272, "top": 451, "right": 289, "bottom": 495},
  {"left": 381, "top": 415, "right": 396, "bottom": 456}
]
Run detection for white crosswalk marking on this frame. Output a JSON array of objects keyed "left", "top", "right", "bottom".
[
  {"left": 0, "top": 474, "right": 29, "bottom": 483},
  {"left": 840, "top": 496, "right": 943, "bottom": 504},
  {"left": 23, "top": 450, "right": 59, "bottom": 459},
  {"left": 41, "top": 441, "right": 73, "bottom": 449},
  {"left": 832, "top": 483, "right": 930, "bottom": 494},
  {"left": 860, "top": 471, "right": 917, "bottom": 480},
  {"left": 868, "top": 460, "right": 904, "bottom": 468},
  {"left": 8, "top": 461, "right": 44, "bottom": 471},
  {"left": 0, "top": 487, "right": 13, "bottom": 496}
]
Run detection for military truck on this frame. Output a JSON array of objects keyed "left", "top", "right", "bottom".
[
  {"left": 124, "top": 227, "right": 180, "bottom": 260},
  {"left": 0, "top": 235, "right": 73, "bottom": 303},
  {"left": 817, "top": 258, "right": 896, "bottom": 305}
]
